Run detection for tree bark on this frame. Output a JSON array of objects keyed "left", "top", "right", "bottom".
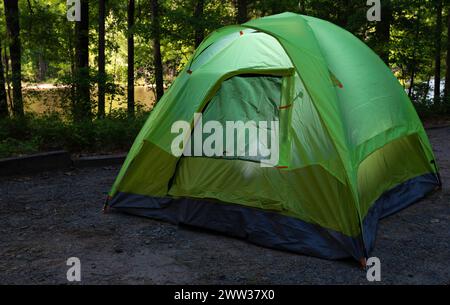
[
  {"left": 68, "top": 24, "right": 76, "bottom": 109},
  {"left": 408, "top": 10, "right": 421, "bottom": 98},
  {"left": 434, "top": 0, "right": 443, "bottom": 104},
  {"left": 236, "top": 0, "right": 248, "bottom": 24},
  {"left": 424, "top": 73, "right": 432, "bottom": 103},
  {"left": 3, "top": 0, "right": 23, "bottom": 117},
  {"left": 74, "top": 0, "right": 91, "bottom": 121},
  {"left": 3, "top": 44, "right": 12, "bottom": 109},
  {"left": 127, "top": 0, "right": 135, "bottom": 118},
  {"left": 37, "top": 54, "right": 48, "bottom": 81},
  {"left": 0, "top": 46, "right": 8, "bottom": 118},
  {"left": 98, "top": 0, "right": 107, "bottom": 119},
  {"left": 444, "top": 11, "right": 450, "bottom": 105},
  {"left": 194, "top": 0, "right": 204, "bottom": 48},
  {"left": 375, "top": 0, "right": 392, "bottom": 65},
  {"left": 151, "top": 0, "right": 164, "bottom": 103}
]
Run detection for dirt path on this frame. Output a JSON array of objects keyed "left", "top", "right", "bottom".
[{"left": 0, "top": 127, "right": 449, "bottom": 284}]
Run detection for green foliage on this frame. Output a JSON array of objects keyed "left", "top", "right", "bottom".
[
  {"left": 19, "top": 0, "right": 72, "bottom": 82},
  {"left": 1, "top": 0, "right": 450, "bottom": 158},
  {"left": 0, "top": 109, "right": 148, "bottom": 158}
]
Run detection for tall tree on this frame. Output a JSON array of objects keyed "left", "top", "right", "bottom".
[
  {"left": 74, "top": 0, "right": 91, "bottom": 121},
  {"left": 194, "top": 0, "right": 204, "bottom": 48},
  {"left": 375, "top": 0, "right": 392, "bottom": 65},
  {"left": 434, "top": 0, "right": 443, "bottom": 104},
  {"left": 408, "top": 10, "right": 422, "bottom": 98},
  {"left": 0, "top": 46, "right": 8, "bottom": 118},
  {"left": 151, "top": 0, "right": 164, "bottom": 102},
  {"left": 98, "top": 0, "right": 107, "bottom": 119},
  {"left": 127, "top": 0, "right": 135, "bottom": 117},
  {"left": 235, "top": 0, "right": 248, "bottom": 24},
  {"left": 3, "top": 0, "right": 23, "bottom": 117},
  {"left": 3, "top": 44, "right": 11, "bottom": 106},
  {"left": 444, "top": 11, "right": 450, "bottom": 106}
]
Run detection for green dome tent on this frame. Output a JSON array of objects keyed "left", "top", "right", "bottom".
[{"left": 107, "top": 13, "right": 440, "bottom": 261}]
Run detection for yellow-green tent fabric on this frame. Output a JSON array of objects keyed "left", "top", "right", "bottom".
[{"left": 108, "top": 13, "right": 440, "bottom": 261}]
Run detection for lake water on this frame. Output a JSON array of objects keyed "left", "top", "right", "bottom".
[{"left": 20, "top": 85, "right": 156, "bottom": 114}]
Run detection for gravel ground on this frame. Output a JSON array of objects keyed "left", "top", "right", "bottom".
[{"left": 0, "top": 127, "right": 449, "bottom": 285}]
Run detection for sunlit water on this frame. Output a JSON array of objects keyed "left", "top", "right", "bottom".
[{"left": 20, "top": 85, "right": 156, "bottom": 115}]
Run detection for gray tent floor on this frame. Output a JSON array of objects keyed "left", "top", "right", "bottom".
[{"left": 0, "top": 127, "right": 449, "bottom": 284}]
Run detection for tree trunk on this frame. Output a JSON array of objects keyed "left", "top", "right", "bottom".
[
  {"left": 3, "top": 44, "right": 12, "bottom": 110},
  {"left": 151, "top": 0, "right": 164, "bottom": 103},
  {"left": 68, "top": 24, "right": 76, "bottom": 109},
  {"left": 0, "top": 46, "right": 8, "bottom": 118},
  {"left": 424, "top": 73, "right": 432, "bottom": 103},
  {"left": 236, "top": 0, "right": 248, "bottom": 24},
  {"left": 434, "top": 0, "right": 443, "bottom": 104},
  {"left": 408, "top": 11, "right": 421, "bottom": 98},
  {"left": 194, "top": 0, "right": 204, "bottom": 48},
  {"left": 127, "top": 0, "right": 135, "bottom": 118},
  {"left": 375, "top": 0, "right": 392, "bottom": 65},
  {"left": 444, "top": 11, "right": 450, "bottom": 106},
  {"left": 74, "top": 0, "right": 91, "bottom": 121},
  {"left": 3, "top": 0, "right": 23, "bottom": 117},
  {"left": 98, "top": 0, "right": 106, "bottom": 119},
  {"left": 38, "top": 54, "right": 48, "bottom": 81}
]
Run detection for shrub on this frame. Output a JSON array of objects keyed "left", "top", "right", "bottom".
[{"left": 0, "top": 109, "right": 149, "bottom": 158}]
